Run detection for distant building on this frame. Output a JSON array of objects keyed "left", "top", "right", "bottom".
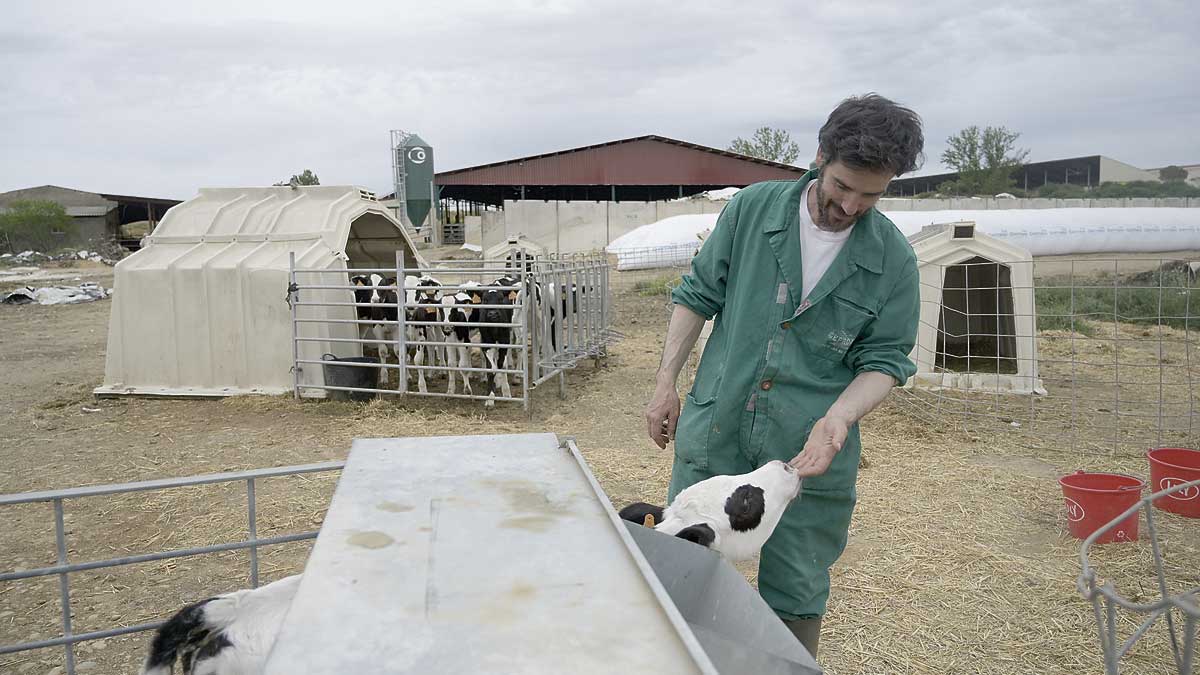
[
  {"left": 886, "top": 155, "right": 1165, "bottom": 197},
  {"left": 0, "top": 185, "right": 180, "bottom": 250},
  {"left": 1146, "top": 163, "right": 1200, "bottom": 187},
  {"left": 381, "top": 134, "right": 808, "bottom": 245}
]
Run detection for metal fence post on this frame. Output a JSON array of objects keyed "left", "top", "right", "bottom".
[
  {"left": 396, "top": 250, "right": 407, "bottom": 394},
  {"left": 519, "top": 249, "right": 532, "bottom": 417},
  {"left": 247, "top": 478, "right": 259, "bottom": 588},
  {"left": 290, "top": 252, "right": 300, "bottom": 400},
  {"left": 54, "top": 499, "right": 76, "bottom": 675},
  {"left": 601, "top": 252, "right": 610, "bottom": 346},
  {"left": 556, "top": 255, "right": 566, "bottom": 399}
]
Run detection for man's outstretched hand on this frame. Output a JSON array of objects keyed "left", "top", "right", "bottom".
[
  {"left": 645, "top": 382, "right": 681, "bottom": 449},
  {"left": 788, "top": 415, "right": 849, "bottom": 477}
]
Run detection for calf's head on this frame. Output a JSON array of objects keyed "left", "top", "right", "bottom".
[
  {"left": 413, "top": 277, "right": 441, "bottom": 323},
  {"left": 439, "top": 293, "right": 473, "bottom": 337}
]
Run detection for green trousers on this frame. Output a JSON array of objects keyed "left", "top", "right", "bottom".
[{"left": 667, "top": 451, "right": 857, "bottom": 620}]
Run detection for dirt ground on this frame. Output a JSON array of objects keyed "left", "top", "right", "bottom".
[{"left": 1, "top": 263, "right": 1198, "bottom": 675}]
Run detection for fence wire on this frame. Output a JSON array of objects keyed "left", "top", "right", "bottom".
[{"left": 894, "top": 256, "right": 1200, "bottom": 457}]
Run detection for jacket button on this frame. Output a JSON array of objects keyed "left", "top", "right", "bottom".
[
  {"left": 781, "top": 322, "right": 792, "bottom": 330},
  {"left": 761, "top": 380, "right": 772, "bottom": 391}
]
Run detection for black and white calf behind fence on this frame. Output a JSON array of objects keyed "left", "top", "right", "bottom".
[{"left": 287, "top": 250, "right": 616, "bottom": 410}]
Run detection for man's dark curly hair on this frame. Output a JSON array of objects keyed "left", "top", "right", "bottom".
[{"left": 817, "top": 93, "right": 924, "bottom": 177}]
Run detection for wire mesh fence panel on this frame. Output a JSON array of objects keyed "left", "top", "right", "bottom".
[
  {"left": 894, "top": 255, "right": 1200, "bottom": 458},
  {"left": 606, "top": 244, "right": 699, "bottom": 293}
]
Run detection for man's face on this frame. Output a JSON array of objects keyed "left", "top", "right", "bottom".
[{"left": 811, "top": 158, "right": 894, "bottom": 232}]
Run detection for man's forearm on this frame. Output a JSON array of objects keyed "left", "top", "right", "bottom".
[
  {"left": 826, "top": 370, "right": 897, "bottom": 425},
  {"left": 656, "top": 304, "right": 707, "bottom": 387}
]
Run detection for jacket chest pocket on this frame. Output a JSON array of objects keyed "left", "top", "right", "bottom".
[{"left": 803, "top": 294, "right": 877, "bottom": 368}]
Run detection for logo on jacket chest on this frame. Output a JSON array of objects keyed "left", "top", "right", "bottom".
[{"left": 824, "top": 329, "right": 855, "bottom": 355}]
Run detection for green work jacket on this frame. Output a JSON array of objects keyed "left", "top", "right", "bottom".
[{"left": 670, "top": 173, "right": 920, "bottom": 493}]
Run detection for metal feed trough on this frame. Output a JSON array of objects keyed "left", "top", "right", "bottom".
[
  {"left": 288, "top": 250, "right": 618, "bottom": 411},
  {"left": 264, "top": 433, "right": 820, "bottom": 674},
  {"left": 0, "top": 434, "right": 818, "bottom": 674}
]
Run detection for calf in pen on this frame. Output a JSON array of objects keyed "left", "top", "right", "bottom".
[{"left": 468, "top": 279, "right": 521, "bottom": 408}]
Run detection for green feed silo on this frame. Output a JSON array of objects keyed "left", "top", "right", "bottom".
[{"left": 401, "top": 135, "right": 434, "bottom": 229}]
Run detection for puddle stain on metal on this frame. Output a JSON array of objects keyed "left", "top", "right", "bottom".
[
  {"left": 499, "top": 516, "right": 555, "bottom": 532},
  {"left": 346, "top": 531, "right": 397, "bottom": 549}
]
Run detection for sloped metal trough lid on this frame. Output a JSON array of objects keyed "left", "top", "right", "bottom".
[{"left": 264, "top": 433, "right": 821, "bottom": 674}]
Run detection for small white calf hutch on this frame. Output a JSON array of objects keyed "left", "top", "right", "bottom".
[
  {"left": 906, "top": 221, "right": 1045, "bottom": 395},
  {"left": 96, "top": 186, "right": 425, "bottom": 398}
]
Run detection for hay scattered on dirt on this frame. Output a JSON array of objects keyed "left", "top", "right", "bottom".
[{"left": 1, "top": 276, "right": 1198, "bottom": 674}]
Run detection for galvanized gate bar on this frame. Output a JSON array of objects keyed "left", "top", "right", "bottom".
[
  {"left": 0, "top": 532, "right": 322, "bottom": 584},
  {"left": 0, "top": 461, "right": 345, "bottom": 506}
]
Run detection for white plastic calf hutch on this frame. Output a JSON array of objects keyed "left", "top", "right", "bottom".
[
  {"left": 96, "top": 186, "right": 425, "bottom": 398},
  {"left": 906, "top": 221, "right": 1045, "bottom": 395}
]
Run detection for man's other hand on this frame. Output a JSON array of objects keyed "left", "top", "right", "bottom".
[
  {"left": 645, "top": 383, "right": 681, "bottom": 449},
  {"left": 788, "top": 415, "right": 849, "bottom": 477}
]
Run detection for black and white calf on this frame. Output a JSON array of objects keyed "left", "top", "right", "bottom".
[
  {"left": 140, "top": 574, "right": 301, "bottom": 675},
  {"left": 367, "top": 275, "right": 401, "bottom": 384},
  {"left": 403, "top": 274, "right": 443, "bottom": 393},
  {"left": 466, "top": 276, "right": 521, "bottom": 408},
  {"left": 348, "top": 273, "right": 406, "bottom": 379},
  {"left": 618, "top": 461, "right": 802, "bottom": 562},
  {"left": 349, "top": 274, "right": 378, "bottom": 343},
  {"left": 439, "top": 291, "right": 475, "bottom": 396}
]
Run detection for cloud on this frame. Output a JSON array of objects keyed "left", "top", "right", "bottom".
[{"left": 1, "top": 0, "right": 1196, "bottom": 198}]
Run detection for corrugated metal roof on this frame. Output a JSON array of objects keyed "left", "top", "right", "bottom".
[
  {"left": 65, "top": 206, "right": 111, "bottom": 217},
  {"left": 436, "top": 135, "right": 805, "bottom": 186}
]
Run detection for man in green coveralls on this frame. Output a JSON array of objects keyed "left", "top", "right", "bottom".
[{"left": 644, "top": 93, "right": 925, "bottom": 659}]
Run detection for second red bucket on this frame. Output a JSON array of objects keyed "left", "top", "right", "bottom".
[
  {"left": 1147, "top": 448, "right": 1200, "bottom": 518},
  {"left": 1058, "top": 471, "right": 1145, "bottom": 543}
]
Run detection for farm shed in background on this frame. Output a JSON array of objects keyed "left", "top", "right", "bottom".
[
  {"left": 434, "top": 134, "right": 806, "bottom": 206},
  {"left": 0, "top": 184, "right": 180, "bottom": 250},
  {"left": 95, "top": 186, "right": 424, "bottom": 398}
]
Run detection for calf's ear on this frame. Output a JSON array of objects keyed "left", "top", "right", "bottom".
[
  {"left": 724, "top": 484, "right": 766, "bottom": 532},
  {"left": 618, "top": 502, "right": 664, "bottom": 527},
  {"left": 675, "top": 523, "right": 716, "bottom": 548},
  {"left": 507, "top": 290, "right": 518, "bottom": 302}
]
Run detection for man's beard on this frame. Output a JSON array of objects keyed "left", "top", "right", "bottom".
[{"left": 813, "top": 171, "right": 856, "bottom": 233}]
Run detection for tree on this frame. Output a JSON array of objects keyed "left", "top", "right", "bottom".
[
  {"left": 0, "top": 199, "right": 76, "bottom": 252},
  {"left": 729, "top": 127, "right": 801, "bottom": 165},
  {"left": 1159, "top": 165, "right": 1189, "bottom": 183},
  {"left": 275, "top": 169, "right": 320, "bottom": 186},
  {"left": 939, "top": 125, "right": 1029, "bottom": 196}
]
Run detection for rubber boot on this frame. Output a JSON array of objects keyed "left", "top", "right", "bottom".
[{"left": 784, "top": 616, "right": 821, "bottom": 659}]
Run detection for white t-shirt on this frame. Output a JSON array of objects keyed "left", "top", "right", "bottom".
[{"left": 798, "top": 179, "right": 854, "bottom": 300}]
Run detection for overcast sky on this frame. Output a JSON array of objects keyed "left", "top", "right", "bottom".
[{"left": 2, "top": 0, "right": 1197, "bottom": 199}]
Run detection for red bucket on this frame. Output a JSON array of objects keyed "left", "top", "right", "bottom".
[
  {"left": 1058, "top": 471, "right": 1145, "bottom": 543},
  {"left": 1147, "top": 448, "right": 1200, "bottom": 518}
]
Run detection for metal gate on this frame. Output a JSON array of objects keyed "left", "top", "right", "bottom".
[
  {"left": 288, "top": 250, "right": 617, "bottom": 410},
  {"left": 0, "top": 462, "right": 344, "bottom": 675}
]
